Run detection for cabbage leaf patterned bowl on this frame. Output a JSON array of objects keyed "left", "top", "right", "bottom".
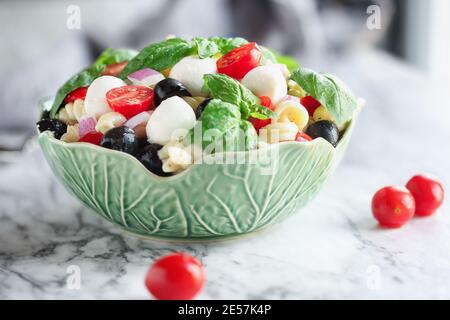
[{"left": 38, "top": 98, "right": 360, "bottom": 241}]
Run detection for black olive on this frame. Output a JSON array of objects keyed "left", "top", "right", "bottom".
[
  {"left": 306, "top": 120, "right": 340, "bottom": 147},
  {"left": 153, "top": 78, "right": 192, "bottom": 106},
  {"left": 195, "top": 98, "right": 212, "bottom": 119},
  {"left": 36, "top": 118, "right": 67, "bottom": 140},
  {"left": 135, "top": 143, "right": 172, "bottom": 177},
  {"left": 100, "top": 126, "right": 138, "bottom": 155}
]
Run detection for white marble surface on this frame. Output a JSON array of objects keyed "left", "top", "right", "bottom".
[{"left": 1, "top": 51, "right": 450, "bottom": 299}]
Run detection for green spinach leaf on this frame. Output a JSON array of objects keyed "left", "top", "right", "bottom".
[
  {"left": 203, "top": 74, "right": 263, "bottom": 119},
  {"left": 290, "top": 68, "right": 358, "bottom": 126},
  {"left": 194, "top": 37, "right": 220, "bottom": 59},
  {"left": 120, "top": 38, "right": 196, "bottom": 78},
  {"left": 189, "top": 99, "right": 241, "bottom": 150},
  {"left": 209, "top": 37, "right": 248, "bottom": 54},
  {"left": 93, "top": 48, "right": 138, "bottom": 67},
  {"left": 189, "top": 99, "right": 257, "bottom": 152}
]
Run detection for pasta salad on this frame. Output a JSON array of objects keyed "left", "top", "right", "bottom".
[{"left": 37, "top": 37, "right": 359, "bottom": 176}]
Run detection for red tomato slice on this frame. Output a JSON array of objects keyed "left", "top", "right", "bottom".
[
  {"left": 64, "top": 87, "right": 88, "bottom": 104},
  {"left": 79, "top": 132, "right": 103, "bottom": 145},
  {"left": 249, "top": 117, "right": 271, "bottom": 133},
  {"left": 106, "top": 85, "right": 154, "bottom": 119},
  {"left": 101, "top": 61, "right": 128, "bottom": 77},
  {"left": 217, "top": 42, "right": 262, "bottom": 79},
  {"left": 145, "top": 253, "right": 205, "bottom": 300},
  {"left": 301, "top": 96, "right": 321, "bottom": 115},
  {"left": 259, "top": 96, "right": 274, "bottom": 111}
]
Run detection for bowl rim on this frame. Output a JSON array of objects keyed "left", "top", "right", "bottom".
[{"left": 37, "top": 97, "right": 363, "bottom": 182}]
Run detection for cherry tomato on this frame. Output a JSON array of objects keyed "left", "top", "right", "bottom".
[
  {"left": 145, "top": 253, "right": 205, "bottom": 300},
  {"left": 406, "top": 174, "right": 445, "bottom": 217},
  {"left": 101, "top": 61, "right": 129, "bottom": 77},
  {"left": 259, "top": 96, "right": 274, "bottom": 111},
  {"left": 217, "top": 43, "right": 262, "bottom": 79},
  {"left": 372, "top": 186, "right": 415, "bottom": 228},
  {"left": 64, "top": 87, "right": 88, "bottom": 104},
  {"left": 106, "top": 85, "right": 154, "bottom": 119},
  {"left": 295, "top": 132, "right": 312, "bottom": 142},
  {"left": 79, "top": 132, "right": 103, "bottom": 145},
  {"left": 301, "top": 96, "right": 321, "bottom": 116},
  {"left": 249, "top": 117, "right": 271, "bottom": 133}
]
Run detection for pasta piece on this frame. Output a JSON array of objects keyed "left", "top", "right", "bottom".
[
  {"left": 57, "top": 99, "right": 86, "bottom": 124},
  {"left": 95, "top": 112, "right": 127, "bottom": 134},
  {"left": 288, "top": 80, "right": 307, "bottom": 99},
  {"left": 259, "top": 122, "right": 298, "bottom": 144},
  {"left": 61, "top": 124, "right": 80, "bottom": 143}
]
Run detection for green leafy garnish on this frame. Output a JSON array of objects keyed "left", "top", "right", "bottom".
[
  {"left": 193, "top": 37, "right": 249, "bottom": 58},
  {"left": 209, "top": 37, "right": 248, "bottom": 54},
  {"left": 194, "top": 37, "right": 220, "bottom": 59},
  {"left": 120, "top": 38, "right": 196, "bottom": 78},
  {"left": 260, "top": 46, "right": 277, "bottom": 65},
  {"left": 187, "top": 99, "right": 258, "bottom": 152},
  {"left": 49, "top": 48, "right": 137, "bottom": 118},
  {"left": 290, "top": 68, "right": 358, "bottom": 126},
  {"left": 203, "top": 74, "right": 272, "bottom": 120},
  {"left": 260, "top": 46, "right": 300, "bottom": 72},
  {"left": 189, "top": 99, "right": 241, "bottom": 150},
  {"left": 93, "top": 48, "right": 138, "bottom": 68},
  {"left": 272, "top": 52, "right": 300, "bottom": 72}
]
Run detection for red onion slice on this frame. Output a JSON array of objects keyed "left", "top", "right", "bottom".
[
  {"left": 128, "top": 68, "right": 165, "bottom": 87},
  {"left": 78, "top": 116, "right": 97, "bottom": 138}
]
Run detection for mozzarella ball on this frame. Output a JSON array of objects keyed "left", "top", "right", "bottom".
[
  {"left": 169, "top": 56, "right": 217, "bottom": 96},
  {"left": 84, "top": 76, "right": 126, "bottom": 118},
  {"left": 241, "top": 65, "right": 287, "bottom": 104},
  {"left": 146, "top": 96, "right": 196, "bottom": 145}
]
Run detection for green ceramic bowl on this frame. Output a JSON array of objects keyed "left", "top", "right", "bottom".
[{"left": 38, "top": 98, "right": 360, "bottom": 241}]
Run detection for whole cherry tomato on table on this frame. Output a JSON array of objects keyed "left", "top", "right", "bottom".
[
  {"left": 406, "top": 174, "right": 445, "bottom": 217},
  {"left": 145, "top": 253, "right": 205, "bottom": 300},
  {"left": 106, "top": 85, "right": 154, "bottom": 119},
  {"left": 372, "top": 186, "right": 416, "bottom": 228},
  {"left": 216, "top": 42, "right": 262, "bottom": 79}
]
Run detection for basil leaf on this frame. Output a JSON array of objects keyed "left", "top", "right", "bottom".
[
  {"left": 209, "top": 37, "right": 248, "bottom": 54},
  {"left": 260, "top": 46, "right": 300, "bottom": 72},
  {"left": 260, "top": 46, "right": 277, "bottom": 64},
  {"left": 120, "top": 38, "right": 196, "bottom": 78},
  {"left": 290, "top": 68, "right": 358, "bottom": 126},
  {"left": 93, "top": 48, "right": 138, "bottom": 67},
  {"left": 194, "top": 37, "right": 220, "bottom": 59},
  {"left": 273, "top": 52, "right": 300, "bottom": 72},
  {"left": 251, "top": 104, "right": 275, "bottom": 119},
  {"left": 49, "top": 48, "right": 137, "bottom": 118},
  {"left": 189, "top": 99, "right": 241, "bottom": 150},
  {"left": 203, "top": 74, "right": 260, "bottom": 119}
]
